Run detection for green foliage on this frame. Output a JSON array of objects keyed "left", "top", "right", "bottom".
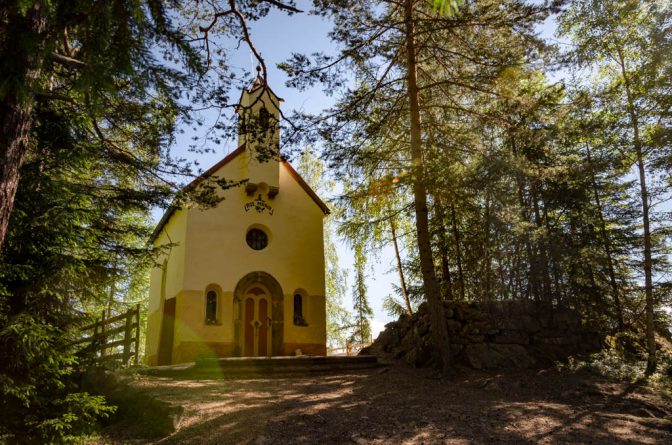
[
  {"left": 383, "top": 294, "right": 407, "bottom": 318},
  {"left": 0, "top": 314, "right": 115, "bottom": 443},
  {"left": 560, "top": 345, "right": 672, "bottom": 398},
  {"left": 281, "top": 0, "right": 671, "bottom": 373},
  {"left": 350, "top": 244, "right": 374, "bottom": 345},
  {"left": 428, "top": 0, "right": 464, "bottom": 16},
  {"left": 296, "top": 147, "right": 352, "bottom": 348}
]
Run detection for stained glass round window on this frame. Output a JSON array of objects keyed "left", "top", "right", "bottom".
[{"left": 246, "top": 228, "right": 268, "bottom": 250}]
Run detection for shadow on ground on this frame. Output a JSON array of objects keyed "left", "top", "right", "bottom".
[{"left": 104, "top": 364, "right": 672, "bottom": 445}]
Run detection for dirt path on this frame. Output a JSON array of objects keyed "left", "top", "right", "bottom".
[{"left": 107, "top": 364, "right": 672, "bottom": 444}]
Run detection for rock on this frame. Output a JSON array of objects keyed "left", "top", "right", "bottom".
[
  {"left": 493, "top": 330, "right": 530, "bottom": 345},
  {"left": 463, "top": 344, "right": 536, "bottom": 369},
  {"left": 446, "top": 319, "right": 462, "bottom": 333},
  {"left": 362, "top": 300, "right": 601, "bottom": 371},
  {"left": 449, "top": 343, "right": 464, "bottom": 356},
  {"left": 464, "top": 344, "right": 499, "bottom": 369},
  {"left": 417, "top": 321, "right": 430, "bottom": 336}
]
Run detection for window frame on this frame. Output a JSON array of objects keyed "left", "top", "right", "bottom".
[
  {"left": 293, "top": 293, "right": 308, "bottom": 327},
  {"left": 246, "top": 228, "right": 268, "bottom": 251},
  {"left": 205, "top": 289, "right": 221, "bottom": 325}
]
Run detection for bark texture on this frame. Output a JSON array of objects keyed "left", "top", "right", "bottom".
[
  {"left": 403, "top": 0, "right": 451, "bottom": 372},
  {"left": 0, "top": 3, "right": 48, "bottom": 251}
]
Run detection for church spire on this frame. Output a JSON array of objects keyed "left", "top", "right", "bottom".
[
  {"left": 249, "top": 65, "right": 265, "bottom": 91},
  {"left": 237, "top": 72, "right": 282, "bottom": 190}
]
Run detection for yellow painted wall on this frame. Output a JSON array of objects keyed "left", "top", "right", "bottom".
[
  {"left": 145, "top": 209, "right": 188, "bottom": 365},
  {"left": 172, "top": 156, "right": 327, "bottom": 358},
  {"left": 238, "top": 86, "right": 280, "bottom": 188}
]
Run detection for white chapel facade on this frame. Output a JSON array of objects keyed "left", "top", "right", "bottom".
[{"left": 145, "top": 78, "right": 329, "bottom": 365}]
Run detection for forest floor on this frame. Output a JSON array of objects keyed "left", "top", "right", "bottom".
[{"left": 96, "top": 363, "right": 672, "bottom": 445}]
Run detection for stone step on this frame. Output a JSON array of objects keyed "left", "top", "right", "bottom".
[{"left": 142, "top": 355, "right": 380, "bottom": 378}]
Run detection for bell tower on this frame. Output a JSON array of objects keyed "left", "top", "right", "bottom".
[{"left": 237, "top": 67, "right": 282, "bottom": 195}]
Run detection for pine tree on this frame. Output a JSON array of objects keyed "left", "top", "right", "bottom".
[
  {"left": 558, "top": 0, "right": 672, "bottom": 375},
  {"left": 281, "top": 0, "right": 552, "bottom": 372},
  {"left": 351, "top": 244, "right": 374, "bottom": 345}
]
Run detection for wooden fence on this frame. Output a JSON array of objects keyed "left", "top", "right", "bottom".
[
  {"left": 75, "top": 304, "right": 141, "bottom": 367},
  {"left": 329, "top": 343, "right": 371, "bottom": 356}
]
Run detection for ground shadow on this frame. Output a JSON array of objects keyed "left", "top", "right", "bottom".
[{"left": 105, "top": 364, "right": 672, "bottom": 444}]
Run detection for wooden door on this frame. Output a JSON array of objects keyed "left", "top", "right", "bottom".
[
  {"left": 158, "top": 297, "right": 176, "bottom": 365},
  {"left": 244, "top": 298, "right": 255, "bottom": 356},
  {"left": 242, "top": 294, "right": 271, "bottom": 357},
  {"left": 258, "top": 298, "right": 268, "bottom": 356}
]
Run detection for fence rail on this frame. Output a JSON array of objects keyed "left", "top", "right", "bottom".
[
  {"left": 329, "top": 343, "right": 371, "bottom": 356},
  {"left": 77, "top": 304, "right": 140, "bottom": 367}
]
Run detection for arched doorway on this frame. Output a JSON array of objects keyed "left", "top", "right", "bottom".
[
  {"left": 242, "top": 286, "right": 270, "bottom": 356},
  {"left": 233, "top": 271, "right": 284, "bottom": 356}
]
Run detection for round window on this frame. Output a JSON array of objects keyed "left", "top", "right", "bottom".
[{"left": 246, "top": 228, "right": 268, "bottom": 250}]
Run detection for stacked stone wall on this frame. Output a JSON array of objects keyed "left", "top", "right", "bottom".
[{"left": 366, "top": 301, "right": 603, "bottom": 369}]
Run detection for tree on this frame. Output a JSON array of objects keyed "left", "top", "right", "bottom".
[
  {"left": 0, "top": 0, "right": 302, "bottom": 252},
  {"left": 350, "top": 243, "right": 374, "bottom": 345},
  {"left": 282, "top": 0, "right": 551, "bottom": 372},
  {"left": 0, "top": 97, "right": 152, "bottom": 442},
  {"left": 296, "top": 146, "right": 351, "bottom": 348},
  {"left": 558, "top": 0, "right": 672, "bottom": 375},
  {"left": 0, "top": 1, "right": 302, "bottom": 440}
]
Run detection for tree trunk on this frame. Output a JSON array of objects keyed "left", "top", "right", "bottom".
[
  {"left": 433, "top": 196, "right": 454, "bottom": 301},
  {"left": 0, "top": 96, "right": 32, "bottom": 250},
  {"left": 617, "top": 48, "right": 656, "bottom": 375},
  {"left": 390, "top": 215, "right": 412, "bottom": 314},
  {"left": 585, "top": 144, "right": 625, "bottom": 330},
  {"left": 636, "top": 147, "right": 656, "bottom": 375},
  {"left": 0, "top": 3, "right": 48, "bottom": 252},
  {"left": 450, "top": 204, "right": 466, "bottom": 301},
  {"left": 403, "top": 0, "right": 451, "bottom": 373},
  {"left": 531, "top": 189, "right": 553, "bottom": 307},
  {"left": 517, "top": 179, "right": 539, "bottom": 302},
  {"left": 482, "top": 192, "right": 492, "bottom": 301}
]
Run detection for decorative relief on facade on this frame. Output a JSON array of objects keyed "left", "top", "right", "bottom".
[{"left": 244, "top": 194, "right": 274, "bottom": 215}]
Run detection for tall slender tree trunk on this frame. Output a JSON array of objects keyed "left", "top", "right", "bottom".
[
  {"left": 585, "top": 145, "right": 625, "bottom": 330},
  {"left": 434, "top": 196, "right": 454, "bottom": 301},
  {"left": 482, "top": 192, "right": 492, "bottom": 301},
  {"left": 542, "top": 205, "right": 563, "bottom": 307},
  {"left": 403, "top": 0, "right": 451, "bottom": 372},
  {"left": 517, "top": 183, "right": 538, "bottom": 302},
  {"left": 450, "top": 204, "right": 466, "bottom": 301},
  {"left": 390, "top": 215, "right": 412, "bottom": 314},
  {"left": 0, "top": 3, "right": 48, "bottom": 252},
  {"left": 531, "top": 189, "right": 553, "bottom": 307},
  {"left": 617, "top": 49, "right": 656, "bottom": 375},
  {"left": 635, "top": 146, "right": 656, "bottom": 375}
]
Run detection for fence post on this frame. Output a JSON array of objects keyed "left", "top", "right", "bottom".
[
  {"left": 134, "top": 303, "right": 140, "bottom": 365},
  {"left": 100, "top": 310, "right": 107, "bottom": 359},
  {"left": 122, "top": 308, "right": 133, "bottom": 365},
  {"left": 92, "top": 319, "right": 99, "bottom": 363}
]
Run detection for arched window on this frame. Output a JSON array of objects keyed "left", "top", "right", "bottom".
[
  {"left": 293, "top": 293, "right": 307, "bottom": 326},
  {"left": 206, "top": 290, "right": 218, "bottom": 324}
]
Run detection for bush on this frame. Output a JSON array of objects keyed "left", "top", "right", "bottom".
[{"left": 0, "top": 315, "right": 115, "bottom": 444}]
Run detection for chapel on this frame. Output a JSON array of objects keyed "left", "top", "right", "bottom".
[{"left": 144, "top": 76, "right": 329, "bottom": 366}]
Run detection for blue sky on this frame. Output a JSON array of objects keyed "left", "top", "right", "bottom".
[{"left": 159, "top": 1, "right": 562, "bottom": 339}]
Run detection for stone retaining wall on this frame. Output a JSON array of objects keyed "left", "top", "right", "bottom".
[{"left": 365, "top": 301, "right": 603, "bottom": 369}]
